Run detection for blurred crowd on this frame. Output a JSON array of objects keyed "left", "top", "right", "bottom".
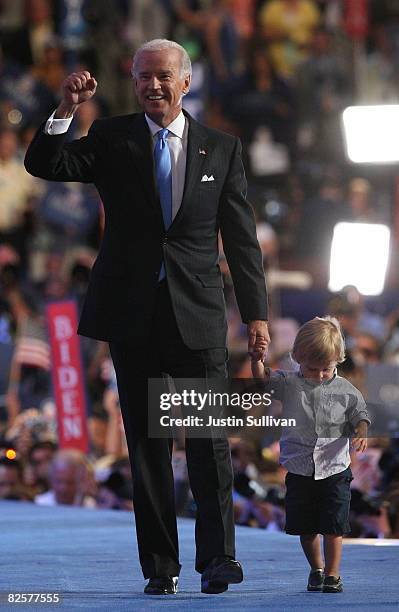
[{"left": 1, "top": 0, "right": 399, "bottom": 538}]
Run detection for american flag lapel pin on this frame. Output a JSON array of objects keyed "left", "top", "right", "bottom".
[{"left": 199, "top": 148, "right": 207, "bottom": 155}]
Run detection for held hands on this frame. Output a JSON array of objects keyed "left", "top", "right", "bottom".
[
  {"left": 55, "top": 71, "right": 98, "bottom": 118},
  {"left": 248, "top": 320, "right": 270, "bottom": 377}
]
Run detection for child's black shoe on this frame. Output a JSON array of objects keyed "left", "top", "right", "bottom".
[
  {"left": 307, "top": 569, "right": 324, "bottom": 591},
  {"left": 323, "top": 575, "right": 343, "bottom": 593}
]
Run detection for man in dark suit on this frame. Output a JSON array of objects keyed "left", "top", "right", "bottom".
[{"left": 25, "top": 39, "right": 270, "bottom": 595}]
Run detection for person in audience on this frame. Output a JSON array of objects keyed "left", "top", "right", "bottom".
[
  {"left": 35, "top": 449, "right": 96, "bottom": 507},
  {"left": 0, "top": 456, "right": 32, "bottom": 500}
]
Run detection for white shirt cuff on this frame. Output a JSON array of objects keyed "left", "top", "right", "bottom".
[{"left": 45, "top": 110, "right": 73, "bottom": 135}]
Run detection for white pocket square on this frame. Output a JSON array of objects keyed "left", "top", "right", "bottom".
[{"left": 201, "top": 174, "right": 215, "bottom": 182}]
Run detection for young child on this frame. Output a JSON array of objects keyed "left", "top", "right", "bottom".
[{"left": 252, "top": 316, "right": 370, "bottom": 593}]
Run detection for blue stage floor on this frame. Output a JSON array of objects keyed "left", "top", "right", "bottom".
[{"left": 1, "top": 501, "right": 398, "bottom": 611}]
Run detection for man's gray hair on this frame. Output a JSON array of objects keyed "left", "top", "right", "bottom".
[{"left": 132, "top": 39, "right": 192, "bottom": 78}]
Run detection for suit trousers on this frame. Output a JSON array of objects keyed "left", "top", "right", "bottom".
[{"left": 109, "top": 280, "right": 235, "bottom": 579}]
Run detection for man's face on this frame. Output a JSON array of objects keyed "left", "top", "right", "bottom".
[
  {"left": 31, "top": 447, "right": 54, "bottom": 481},
  {"left": 134, "top": 49, "right": 191, "bottom": 127},
  {"left": 52, "top": 465, "right": 78, "bottom": 505}
]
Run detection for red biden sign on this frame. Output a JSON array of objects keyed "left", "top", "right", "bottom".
[
  {"left": 344, "top": 0, "right": 369, "bottom": 40},
  {"left": 46, "top": 301, "right": 89, "bottom": 453}
]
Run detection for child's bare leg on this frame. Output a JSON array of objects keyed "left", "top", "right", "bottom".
[
  {"left": 300, "top": 534, "right": 324, "bottom": 570},
  {"left": 323, "top": 534, "right": 343, "bottom": 577}
]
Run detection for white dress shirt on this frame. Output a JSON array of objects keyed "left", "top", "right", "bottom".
[
  {"left": 44, "top": 110, "right": 188, "bottom": 220},
  {"left": 145, "top": 112, "right": 187, "bottom": 220}
]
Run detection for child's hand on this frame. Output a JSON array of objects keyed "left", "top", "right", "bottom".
[
  {"left": 351, "top": 420, "right": 368, "bottom": 452},
  {"left": 251, "top": 356, "right": 265, "bottom": 379},
  {"left": 249, "top": 336, "right": 268, "bottom": 361},
  {"left": 351, "top": 436, "right": 367, "bottom": 452}
]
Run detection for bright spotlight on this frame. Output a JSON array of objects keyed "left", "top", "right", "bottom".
[
  {"left": 342, "top": 105, "right": 399, "bottom": 163},
  {"left": 329, "top": 223, "right": 390, "bottom": 296}
]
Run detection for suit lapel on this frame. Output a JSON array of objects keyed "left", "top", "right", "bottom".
[
  {"left": 124, "top": 112, "right": 209, "bottom": 232},
  {"left": 169, "top": 112, "right": 208, "bottom": 231},
  {"left": 125, "top": 114, "right": 162, "bottom": 221}
]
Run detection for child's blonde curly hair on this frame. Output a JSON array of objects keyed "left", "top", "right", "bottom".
[{"left": 292, "top": 316, "right": 346, "bottom": 365}]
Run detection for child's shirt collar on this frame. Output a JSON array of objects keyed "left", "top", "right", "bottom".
[{"left": 298, "top": 367, "right": 338, "bottom": 386}]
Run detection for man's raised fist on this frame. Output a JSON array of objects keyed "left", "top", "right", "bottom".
[{"left": 62, "top": 71, "right": 98, "bottom": 106}]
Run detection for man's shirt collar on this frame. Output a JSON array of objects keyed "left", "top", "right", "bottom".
[{"left": 145, "top": 111, "right": 185, "bottom": 139}]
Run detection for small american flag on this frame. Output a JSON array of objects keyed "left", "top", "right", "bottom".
[{"left": 14, "top": 317, "right": 51, "bottom": 371}]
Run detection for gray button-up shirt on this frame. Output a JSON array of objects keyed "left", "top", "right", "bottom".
[{"left": 266, "top": 369, "right": 371, "bottom": 480}]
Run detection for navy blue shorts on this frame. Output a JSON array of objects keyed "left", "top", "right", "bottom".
[{"left": 284, "top": 467, "right": 353, "bottom": 535}]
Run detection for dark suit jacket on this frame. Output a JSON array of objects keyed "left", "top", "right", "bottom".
[{"left": 25, "top": 111, "right": 268, "bottom": 349}]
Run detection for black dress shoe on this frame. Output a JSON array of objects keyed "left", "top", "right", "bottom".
[
  {"left": 201, "top": 556, "right": 243, "bottom": 594},
  {"left": 144, "top": 576, "right": 178, "bottom": 595}
]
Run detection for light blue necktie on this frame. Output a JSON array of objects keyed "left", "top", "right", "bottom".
[{"left": 154, "top": 128, "right": 172, "bottom": 280}]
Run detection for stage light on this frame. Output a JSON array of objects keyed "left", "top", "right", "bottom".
[
  {"left": 329, "top": 222, "right": 390, "bottom": 296},
  {"left": 342, "top": 105, "right": 399, "bottom": 163},
  {"left": 6, "top": 449, "right": 17, "bottom": 460}
]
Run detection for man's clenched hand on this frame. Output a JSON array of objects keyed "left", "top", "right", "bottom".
[{"left": 55, "top": 71, "right": 98, "bottom": 118}]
